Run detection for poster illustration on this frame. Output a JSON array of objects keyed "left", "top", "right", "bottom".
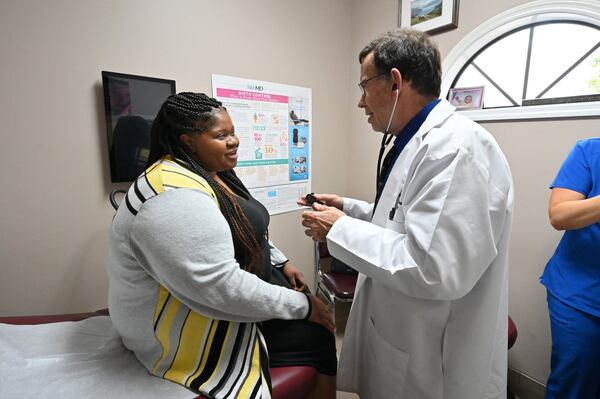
[{"left": 212, "top": 74, "right": 312, "bottom": 215}]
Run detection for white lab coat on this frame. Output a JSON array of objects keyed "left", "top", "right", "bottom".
[{"left": 328, "top": 100, "right": 513, "bottom": 399}]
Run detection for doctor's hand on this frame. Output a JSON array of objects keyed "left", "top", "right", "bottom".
[
  {"left": 302, "top": 202, "right": 346, "bottom": 242},
  {"left": 282, "top": 262, "right": 306, "bottom": 292},
  {"left": 306, "top": 294, "right": 335, "bottom": 333},
  {"left": 297, "top": 193, "right": 344, "bottom": 210}
]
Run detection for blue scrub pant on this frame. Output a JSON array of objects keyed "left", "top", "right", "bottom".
[{"left": 544, "top": 291, "right": 600, "bottom": 399}]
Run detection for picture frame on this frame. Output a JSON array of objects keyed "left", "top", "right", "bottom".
[
  {"left": 398, "top": 0, "right": 459, "bottom": 35},
  {"left": 448, "top": 86, "right": 485, "bottom": 110}
]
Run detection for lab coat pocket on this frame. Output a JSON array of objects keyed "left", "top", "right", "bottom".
[
  {"left": 363, "top": 316, "right": 410, "bottom": 398},
  {"left": 385, "top": 205, "right": 406, "bottom": 234}
]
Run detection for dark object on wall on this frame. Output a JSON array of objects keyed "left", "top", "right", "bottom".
[
  {"left": 111, "top": 115, "right": 150, "bottom": 181},
  {"left": 102, "top": 71, "right": 175, "bottom": 182}
]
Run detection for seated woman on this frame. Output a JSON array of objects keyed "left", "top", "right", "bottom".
[{"left": 106, "top": 92, "right": 336, "bottom": 399}]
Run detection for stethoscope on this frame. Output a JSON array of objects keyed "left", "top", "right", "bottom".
[{"left": 376, "top": 88, "right": 399, "bottom": 194}]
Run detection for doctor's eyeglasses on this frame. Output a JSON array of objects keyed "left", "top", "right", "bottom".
[{"left": 358, "top": 72, "right": 387, "bottom": 95}]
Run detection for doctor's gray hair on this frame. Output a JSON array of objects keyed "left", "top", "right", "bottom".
[{"left": 359, "top": 28, "right": 441, "bottom": 97}]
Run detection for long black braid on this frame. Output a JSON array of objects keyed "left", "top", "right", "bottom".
[{"left": 147, "top": 92, "right": 263, "bottom": 275}]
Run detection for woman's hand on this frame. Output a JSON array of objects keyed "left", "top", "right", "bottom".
[
  {"left": 282, "top": 262, "right": 306, "bottom": 291},
  {"left": 307, "top": 294, "right": 335, "bottom": 333},
  {"left": 297, "top": 193, "right": 344, "bottom": 210}
]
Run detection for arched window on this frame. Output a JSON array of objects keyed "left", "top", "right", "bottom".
[{"left": 441, "top": 0, "right": 600, "bottom": 121}]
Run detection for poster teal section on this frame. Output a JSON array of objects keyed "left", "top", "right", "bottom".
[{"left": 289, "top": 125, "right": 309, "bottom": 181}]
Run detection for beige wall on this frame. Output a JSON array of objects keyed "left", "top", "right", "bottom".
[
  {"left": 1, "top": 0, "right": 598, "bottom": 390},
  {"left": 346, "top": 0, "right": 599, "bottom": 387},
  {"left": 0, "top": 0, "right": 351, "bottom": 315}
]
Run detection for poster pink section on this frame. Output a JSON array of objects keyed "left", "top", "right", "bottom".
[{"left": 216, "top": 88, "right": 289, "bottom": 103}]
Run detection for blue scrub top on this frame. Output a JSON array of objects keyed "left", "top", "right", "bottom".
[{"left": 540, "top": 138, "right": 600, "bottom": 317}]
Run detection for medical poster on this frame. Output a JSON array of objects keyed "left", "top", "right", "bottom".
[{"left": 212, "top": 74, "right": 312, "bottom": 215}]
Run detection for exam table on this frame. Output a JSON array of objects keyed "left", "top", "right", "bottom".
[{"left": 0, "top": 309, "right": 316, "bottom": 399}]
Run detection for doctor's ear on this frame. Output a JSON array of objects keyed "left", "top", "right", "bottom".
[{"left": 390, "top": 68, "right": 402, "bottom": 92}]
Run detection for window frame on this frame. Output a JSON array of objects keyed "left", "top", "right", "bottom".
[{"left": 441, "top": 0, "right": 600, "bottom": 122}]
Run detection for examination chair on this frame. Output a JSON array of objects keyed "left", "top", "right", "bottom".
[
  {"left": 0, "top": 310, "right": 316, "bottom": 399},
  {"left": 507, "top": 316, "right": 518, "bottom": 399},
  {"left": 508, "top": 316, "right": 518, "bottom": 350},
  {"left": 314, "top": 241, "right": 358, "bottom": 323}
]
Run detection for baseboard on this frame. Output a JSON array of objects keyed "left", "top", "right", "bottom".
[{"left": 508, "top": 367, "right": 546, "bottom": 399}]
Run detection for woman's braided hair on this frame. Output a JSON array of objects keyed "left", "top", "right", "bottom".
[{"left": 147, "top": 92, "right": 262, "bottom": 275}]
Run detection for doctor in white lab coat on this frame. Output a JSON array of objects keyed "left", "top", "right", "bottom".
[{"left": 301, "top": 29, "right": 514, "bottom": 399}]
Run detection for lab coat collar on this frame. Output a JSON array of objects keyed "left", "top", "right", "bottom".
[
  {"left": 412, "top": 99, "right": 455, "bottom": 140},
  {"left": 370, "top": 99, "right": 456, "bottom": 226}
]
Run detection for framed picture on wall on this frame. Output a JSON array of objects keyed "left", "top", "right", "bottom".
[
  {"left": 449, "top": 86, "right": 484, "bottom": 110},
  {"left": 398, "top": 0, "right": 459, "bottom": 35}
]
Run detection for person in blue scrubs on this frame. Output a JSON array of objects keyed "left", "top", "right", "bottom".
[{"left": 541, "top": 138, "right": 600, "bottom": 399}]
